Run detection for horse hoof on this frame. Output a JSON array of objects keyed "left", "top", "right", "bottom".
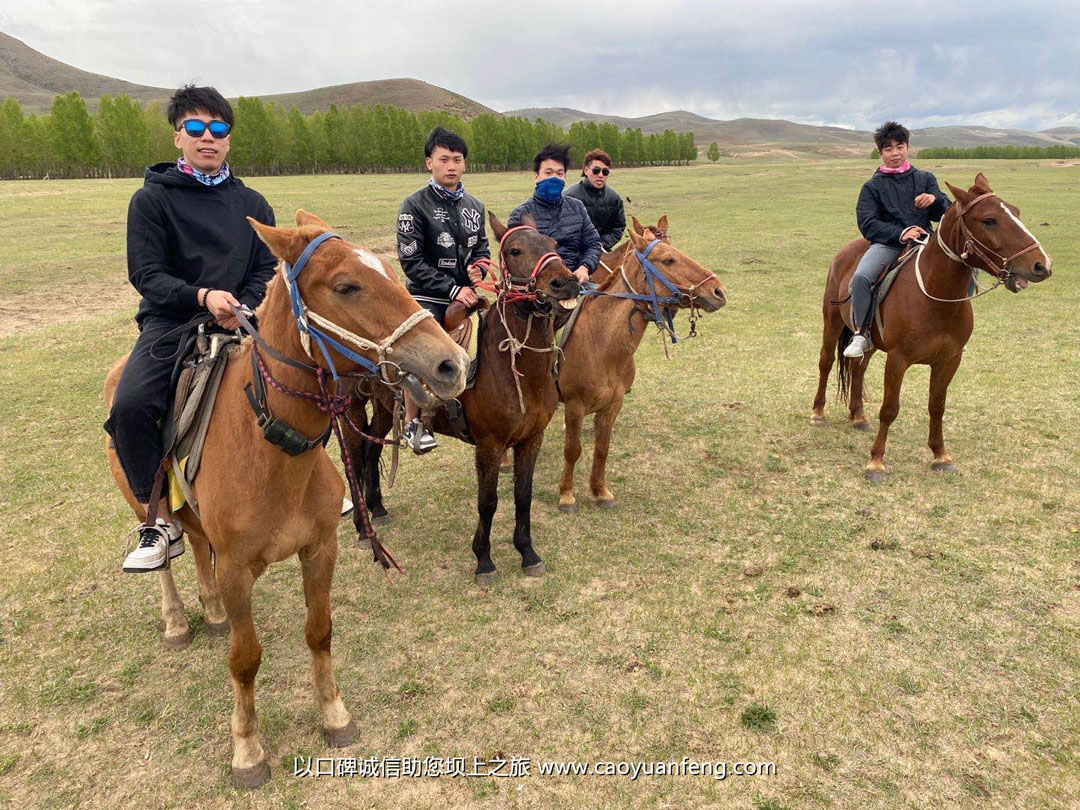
[
  {"left": 863, "top": 469, "right": 886, "bottom": 484},
  {"left": 558, "top": 502, "right": 577, "bottom": 514},
  {"left": 595, "top": 499, "right": 617, "bottom": 509},
  {"left": 323, "top": 719, "right": 357, "bottom": 748},
  {"left": 204, "top": 620, "right": 230, "bottom": 637},
  {"left": 931, "top": 462, "right": 957, "bottom": 473},
  {"left": 231, "top": 760, "right": 271, "bottom": 790},
  {"left": 372, "top": 514, "right": 391, "bottom": 527},
  {"left": 355, "top": 536, "right": 372, "bottom": 551},
  {"left": 523, "top": 561, "right": 546, "bottom": 578},
  {"left": 475, "top": 571, "right": 496, "bottom": 586},
  {"left": 163, "top": 630, "right": 191, "bottom": 650},
  {"left": 810, "top": 415, "right": 826, "bottom": 427},
  {"left": 852, "top": 421, "right": 872, "bottom": 432},
  {"left": 499, "top": 464, "right": 512, "bottom": 475}
]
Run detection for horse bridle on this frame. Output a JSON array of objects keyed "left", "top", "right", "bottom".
[
  {"left": 473, "top": 225, "right": 563, "bottom": 302},
  {"left": 936, "top": 192, "right": 1044, "bottom": 280}
]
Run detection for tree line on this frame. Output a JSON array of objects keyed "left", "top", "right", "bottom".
[
  {"left": 917, "top": 145, "right": 1080, "bottom": 159},
  {"left": 0, "top": 91, "right": 700, "bottom": 180}
]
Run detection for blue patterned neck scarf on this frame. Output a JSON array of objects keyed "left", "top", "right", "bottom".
[
  {"left": 429, "top": 176, "right": 464, "bottom": 202},
  {"left": 177, "top": 157, "right": 231, "bottom": 186}
]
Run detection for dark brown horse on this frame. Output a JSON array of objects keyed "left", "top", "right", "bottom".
[
  {"left": 557, "top": 219, "right": 727, "bottom": 511},
  {"left": 104, "top": 211, "right": 467, "bottom": 787},
  {"left": 811, "top": 173, "right": 1052, "bottom": 481},
  {"left": 343, "top": 213, "right": 580, "bottom": 583}
]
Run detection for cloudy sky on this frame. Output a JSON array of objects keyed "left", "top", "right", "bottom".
[{"left": 3, "top": 0, "right": 1078, "bottom": 130}]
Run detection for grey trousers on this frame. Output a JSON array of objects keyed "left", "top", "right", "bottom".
[{"left": 850, "top": 243, "right": 900, "bottom": 331}]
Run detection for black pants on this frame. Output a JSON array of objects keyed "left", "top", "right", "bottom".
[{"left": 104, "top": 317, "right": 190, "bottom": 503}]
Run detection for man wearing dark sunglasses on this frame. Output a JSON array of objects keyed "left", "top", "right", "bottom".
[
  {"left": 564, "top": 148, "right": 626, "bottom": 251},
  {"left": 107, "top": 85, "right": 280, "bottom": 573}
]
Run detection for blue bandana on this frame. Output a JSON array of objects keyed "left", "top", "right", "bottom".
[
  {"left": 429, "top": 176, "right": 465, "bottom": 202},
  {"left": 177, "top": 157, "right": 231, "bottom": 186},
  {"left": 535, "top": 176, "right": 565, "bottom": 203}
]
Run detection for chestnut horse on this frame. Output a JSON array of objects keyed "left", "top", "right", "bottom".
[
  {"left": 342, "top": 213, "right": 580, "bottom": 584},
  {"left": 811, "top": 173, "right": 1052, "bottom": 481},
  {"left": 591, "top": 214, "right": 670, "bottom": 282},
  {"left": 557, "top": 220, "right": 727, "bottom": 511},
  {"left": 104, "top": 211, "right": 467, "bottom": 787}
]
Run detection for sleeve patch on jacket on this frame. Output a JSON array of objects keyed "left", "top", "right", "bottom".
[
  {"left": 399, "top": 239, "right": 418, "bottom": 257},
  {"left": 398, "top": 213, "right": 414, "bottom": 234}
]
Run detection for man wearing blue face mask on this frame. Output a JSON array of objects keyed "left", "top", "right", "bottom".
[{"left": 508, "top": 143, "right": 601, "bottom": 283}]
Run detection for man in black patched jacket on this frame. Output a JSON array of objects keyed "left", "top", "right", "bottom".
[{"left": 396, "top": 127, "right": 490, "bottom": 452}]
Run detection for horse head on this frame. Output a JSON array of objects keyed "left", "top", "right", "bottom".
[
  {"left": 624, "top": 219, "right": 727, "bottom": 312},
  {"left": 488, "top": 211, "right": 580, "bottom": 312},
  {"left": 249, "top": 210, "right": 468, "bottom": 402},
  {"left": 943, "top": 173, "right": 1053, "bottom": 293},
  {"left": 631, "top": 214, "right": 670, "bottom": 243}
]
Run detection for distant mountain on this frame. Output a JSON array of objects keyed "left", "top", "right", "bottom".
[
  {"left": 0, "top": 31, "right": 172, "bottom": 112},
  {"left": 259, "top": 79, "right": 496, "bottom": 118},
  {"left": 0, "top": 33, "right": 495, "bottom": 119},
  {"left": 509, "top": 106, "right": 1080, "bottom": 155}
]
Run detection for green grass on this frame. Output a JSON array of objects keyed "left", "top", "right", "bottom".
[{"left": 0, "top": 160, "right": 1078, "bottom": 809}]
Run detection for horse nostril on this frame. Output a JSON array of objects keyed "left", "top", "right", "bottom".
[
  {"left": 551, "top": 277, "right": 566, "bottom": 289},
  {"left": 436, "top": 358, "right": 460, "bottom": 381},
  {"left": 1033, "top": 262, "right": 1049, "bottom": 278}
]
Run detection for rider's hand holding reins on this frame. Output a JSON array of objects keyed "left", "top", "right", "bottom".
[
  {"left": 573, "top": 266, "right": 590, "bottom": 283},
  {"left": 913, "top": 193, "right": 936, "bottom": 209},
  {"left": 202, "top": 288, "right": 242, "bottom": 330},
  {"left": 467, "top": 263, "right": 484, "bottom": 285},
  {"left": 901, "top": 226, "right": 927, "bottom": 242},
  {"left": 455, "top": 286, "right": 479, "bottom": 307}
]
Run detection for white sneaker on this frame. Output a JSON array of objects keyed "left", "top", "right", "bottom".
[
  {"left": 123, "top": 518, "right": 183, "bottom": 573},
  {"left": 843, "top": 333, "right": 873, "bottom": 358},
  {"left": 341, "top": 497, "right": 354, "bottom": 518},
  {"left": 402, "top": 419, "right": 437, "bottom": 455}
]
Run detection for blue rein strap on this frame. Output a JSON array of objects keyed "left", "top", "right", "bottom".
[
  {"left": 283, "top": 231, "right": 380, "bottom": 379},
  {"left": 580, "top": 239, "right": 685, "bottom": 342}
]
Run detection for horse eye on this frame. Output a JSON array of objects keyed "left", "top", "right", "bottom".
[
  {"left": 662, "top": 257, "right": 676, "bottom": 265},
  {"left": 980, "top": 218, "right": 997, "bottom": 226},
  {"left": 334, "top": 283, "right": 362, "bottom": 296},
  {"left": 509, "top": 248, "right": 521, "bottom": 256}
]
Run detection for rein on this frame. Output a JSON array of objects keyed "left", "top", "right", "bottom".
[{"left": 473, "top": 225, "right": 562, "bottom": 302}]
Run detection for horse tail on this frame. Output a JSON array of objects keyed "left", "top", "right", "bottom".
[{"left": 836, "top": 325, "right": 854, "bottom": 404}]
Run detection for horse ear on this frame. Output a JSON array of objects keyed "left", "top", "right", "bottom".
[
  {"left": 626, "top": 226, "right": 648, "bottom": 251},
  {"left": 945, "top": 181, "right": 972, "bottom": 207},
  {"left": 488, "top": 211, "right": 507, "bottom": 241},
  {"left": 520, "top": 212, "right": 537, "bottom": 229},
  {"left": 247, "top": 218, "right": 306, "bottom": 264},
  {"left": 972, "top": 172, "right": 992, "bottom": 193},
  {"left": 631, "top": 215, "right": 645, "bottom": 235},
  {"left": 657, "top": 214, "right": 669, "bottom": 233},
  {"left": 295, "top": 209, "right": 332, "bottom": 230}
]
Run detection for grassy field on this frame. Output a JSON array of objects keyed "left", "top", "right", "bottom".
[{"left": 0, "top": 160, "right": 1077, "bottom": 809}]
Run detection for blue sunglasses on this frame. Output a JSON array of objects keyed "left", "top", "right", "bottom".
[{"left": 180, "top": 119, "right": 231, "bottom": 138}]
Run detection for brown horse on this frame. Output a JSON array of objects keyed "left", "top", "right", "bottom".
[
  {"left": 811, "top": 173, "right": 1052, "bottom": 481},
  {"left": 557, "top": 220, "right": 727, "bottom": 511},
  {"left": 591, "top": 214, "right": 670, "bottom": 282},
  {"left": 104, "top": 211, "right": 467, "bottom": 788},
  {"left": 342, "top": 213, "right": 580, "bottom": 584}
]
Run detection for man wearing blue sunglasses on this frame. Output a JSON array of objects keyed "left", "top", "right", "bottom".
[{"left": 106, "top": 85, "right": 281, "bottom": 573}]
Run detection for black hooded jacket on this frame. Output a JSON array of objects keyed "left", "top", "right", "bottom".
[
  {"left": 126, "top": 162, "right": 277, "bottom": 324},
  {"left": 856, "top": 165, "right": 951, "bottom": 248},
  {"left": 563, "top": 179, "right": 626, "bottom": 251}
]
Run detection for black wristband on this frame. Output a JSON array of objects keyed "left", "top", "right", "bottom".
[{"left": 199, "top": 288, "right": 213, "bottom": 308}]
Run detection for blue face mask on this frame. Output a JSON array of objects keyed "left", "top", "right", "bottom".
[{"left": 535, "top": 176, "right": 565, "bottom": 202}]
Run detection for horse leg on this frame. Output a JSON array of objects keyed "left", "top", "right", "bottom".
[
  {"left": 299, "top": 538, "right": 356, "bottom": 747},
  {"left": 216, "top": 554, "right": 270, "bottom": 788},
  {"left": 589, "top": 397, "right": 625, "bottom": 507},
  {"left": 865, "top": 353, "right": 909, "bottom": 483},
  {"left": 158, "top": 567, "right": 190, "bottom": 649},
  {"left": 472, "top": 442, "right": 501, "bottom": 585},
  {"left": 187, "top": 530, "right": 228, "bottom": 636},
  {"left": 928, "top": 352, "right": 963, "bottom": 473},
  {"left": 849, "top": 350, "right": 876, "bottom": 430},
  {"left": 811, "top": 308, "right": 844, "bottom": 425},
  {"left": 558, "top": 401, "right": 586, "bottom": 513},
  {"left": 364, "top": 401, "right": 392, "bottom": 524},
  {"left": 513, "top": 436, "right": 545, "bottom": 576}
]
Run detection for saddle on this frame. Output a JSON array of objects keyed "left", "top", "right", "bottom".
[
  {"left": 842, "top": 244, "right": 921, "bottom": 334},
  {"left": 163, "top": 328, "right": 243, "bottom": 515}
]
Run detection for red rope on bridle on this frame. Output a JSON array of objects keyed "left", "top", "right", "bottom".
[{"left": 474, "top": 225, "right": 562, "bottom": 302}]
